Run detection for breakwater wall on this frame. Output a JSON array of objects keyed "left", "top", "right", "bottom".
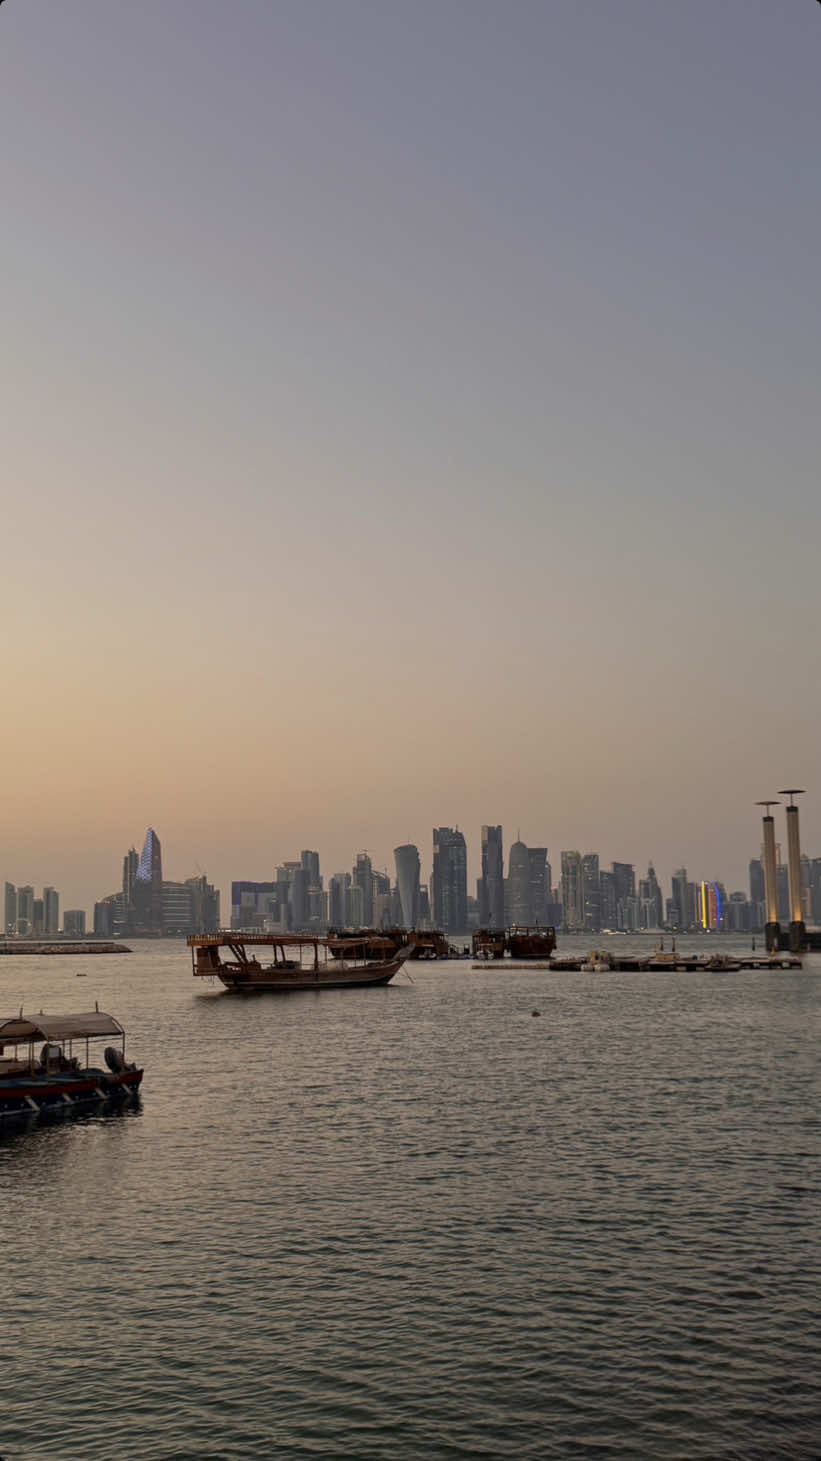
[{"left": 0, "top": 941, "right": 131, "bottom": 955}]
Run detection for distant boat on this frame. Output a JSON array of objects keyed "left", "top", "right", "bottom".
[
  {"left": 472, "top": 929, "right": 506, "bottom": 960},
  {"left": 507, "top": 926, "right": 556, "bottom": 960},
  {"left": 189, "top": 932, "right": 411, "bottom": 993},
  {"left": 580, "top": 951, "right": 613, "bottom": 971},
  {"left": 326, "top": 928, "right": 405, "bottom": 961}
]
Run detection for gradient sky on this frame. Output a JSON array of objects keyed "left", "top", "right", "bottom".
[{"left": 2, "top": 1, "right": 820, "bottom": 911}]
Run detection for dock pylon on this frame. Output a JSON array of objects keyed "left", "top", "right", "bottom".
[
  {"left": 756, "top": 801, "right": 781, "bottom": 953},
  {"left": 778, "top": 790, "right": 807, "bottom": 952}
]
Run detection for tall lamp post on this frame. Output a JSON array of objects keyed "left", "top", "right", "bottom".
[
  {"left": 755, "top": 801, "right": 781, "bottom": 953},
  {"left": 778, "top": 789, "right": 806, "bottom": 952}
]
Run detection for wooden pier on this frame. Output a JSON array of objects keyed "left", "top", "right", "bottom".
[{"left": 472, "top": 952, "right": 803, "bottom": 973}]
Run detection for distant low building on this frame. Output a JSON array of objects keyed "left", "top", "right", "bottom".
[
  {"left": 231, "top": 880, "right": 278, "bottom": 931},
  {"left": 161, "top": 881, "right": 194, "bottom": 935},
  {"left": 186, "top": 875, "right": 220, "bottom": 933}
]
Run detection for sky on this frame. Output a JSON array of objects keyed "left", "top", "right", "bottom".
[{"left": 2, "top": 0, "right": 820, "bottom": 911}]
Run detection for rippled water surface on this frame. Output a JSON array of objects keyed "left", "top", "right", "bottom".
[{"left": 1, "top": 938, "right": 819, "bottom": 1460}]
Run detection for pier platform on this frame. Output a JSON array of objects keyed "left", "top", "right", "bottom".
[{"left": 472, "top": 953, "right": 803, "bottom": 973}]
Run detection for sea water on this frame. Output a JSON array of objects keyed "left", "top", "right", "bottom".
[{"left": 1, "top": 938, "right": 819, "bottom": 1459}]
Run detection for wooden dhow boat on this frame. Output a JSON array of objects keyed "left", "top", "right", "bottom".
[
  {"left": 189, "top": 932, "right": 411, "bottom": 993},
  {"left": 472, "top": 929, "right": 506, "bottom": 960},
  {"left": 507, "top": 925, "right": 557, "bottom": 960},
  {"left": 0, "top": 1010, "right": 142, "bottom": 1124},
  {"left": 326, "top": 928, "right": 406, "bottom": 961}
]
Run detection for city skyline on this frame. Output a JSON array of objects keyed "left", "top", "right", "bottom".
[{"left": 5, "top": 803, "right": 817, "bottom": 934}]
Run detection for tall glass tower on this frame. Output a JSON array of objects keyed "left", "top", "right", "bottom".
[
  {"left": 394, "top": 844, "right": 421, "bottom": 928},
  {"left": 133, "top": 826, "right": 163, "bottom": 933},
  {"left": 432, "top": 828, "right": 467, "bottom": 934},
  {"left": 480, "top": 826, "right": 505, "bottom": 928}
]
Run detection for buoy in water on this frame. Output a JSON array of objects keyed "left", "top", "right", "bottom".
[{"left": 531, "top": 1009, "right": 541, "bottom": 1017}]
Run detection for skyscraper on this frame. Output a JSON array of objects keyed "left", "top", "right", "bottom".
[
  {"left": 581, "top": 853, "right": 601, "bottom": 932},
  {"left": 638, "top": 863, "right": 663, "bottom": 929},
  {"left": 528, "top": 848, "right": 548, "bottom": 925},
  {"left": 394, "top": 844, "right": 421, "bottom": 928},
  {"left": 699, "top": 881, "right": 725, "bottom": 930},
  {"left": 599, "top": 869, "right": 616, "bottom": 928},
  {"left": 328, "top": 873, "right": 350, "bottom": 928},
  {"left": 508, "top": 839, "right": 532, "bottom": 925},
  {"left": 4, "top": 882, "right": 16, "bottom": 935},
  {"left": 480, "top": 825, "right": 505, "bottom": 927},
  {"left": 810, "top": 859, "right": 821, "bottom": 925},
  {"left": 612, "top": 861, "right": 636, "bottom": 930},
  {"left": 289, "top": 867, "right": 309, "bottom": 928},
  {"left": 300, "top": 850, "right": 323, "bottom": 929},
  {"left": 186, "top": 875, "right": 220, "bottom": 933},
  {"left": 63, "top": 909, "right": 86, "bottom": 937},
  {"left": 561, "top": 852, "right": 583, "bottom": 932},
  {"left": 432, "top": 828, "right": 467, "bottom": 933},
  {"left": 353, "top": 852, "right": 374, "bottom": 925},
  {"left": 418, "top": 884, "right": 431, "bottom": 927},
  {"left": 122, "top": 847, "right": 139, "bottom": 918},
  {"left": 776, "top": 864, "right": 790, "bottom": 922},
  {"left": 16, "top": 885, "right": 34, "bottom": 936},
  {"left": 94, "top": 898, "right": 117, "bottom": 937},
  {"left": 345, "top": 882, "right": 364, "bottom": 927},
  {"left": 671, "top": 868, "right": 690, "bottom": 929},
  {"left": 749, "top": 858, "right": 765, "bottom": 907},
  {"left": 43, "top": 886, "right": 59, "bottom": 936},
  {"left": 161, "top": 882, "right": 194, "bottom": 934},
  {"left": 133, "top": 827, "right": 163, "bottom": 933},
  {"left": 372, "top": 869, "right": 392, "bottom": 929}
]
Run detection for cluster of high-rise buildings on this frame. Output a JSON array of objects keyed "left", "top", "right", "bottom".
[
  {"left": 3, "top": 883, "right": 86, "bottom": 938},
  {"left": 231, "top": 826, "right": 821, "bottom": 937},
  {"left": 93, "top": 827, "right": 220, "bottom": 937},
  {"left": 4, "top": 829, "right": 220, "bottom": 939},
  {"left": 8, "top": 822, "right": 820, "bottom": 942},
  {"left": 232, "top": 850, "right": 414, "bottom": 935}
]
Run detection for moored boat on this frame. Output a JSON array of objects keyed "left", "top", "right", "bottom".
[
  {"left": 506, "top": 925, "right": 557, "bottom": 960},
  {"left": 189, "top": 932, "right": 411, "bottom": 992},
  {"left": 472, "top": 929, "right": 506, "bottom": 960},
  {"left": 580, "top": 951, "right": 614, "bottom": 971},
  {"left": 408, "top": 931, "right": 451, "bottom": 960},
  {"left": 326, "top": 928, "right": 406, "bottom": 961},
  {"left": 0, "top": 1010, "right": 143, "bottom": 1123}
]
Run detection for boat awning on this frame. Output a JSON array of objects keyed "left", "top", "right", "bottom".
[{"left": 0, "top": 1012, "right": 124, "bottom": 1045}]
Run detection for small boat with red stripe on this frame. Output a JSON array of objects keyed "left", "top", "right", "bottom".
[{"left": 0, "top": 1010, "right": 143, "bottom": 1123}]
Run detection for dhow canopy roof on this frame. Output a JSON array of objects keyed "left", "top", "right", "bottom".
[{"left": 0, "top": 1012, "right": 124, "bottom": 1044}]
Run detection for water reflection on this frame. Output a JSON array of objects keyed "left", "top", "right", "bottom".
[{"left": 0, "top": 1100, "right": 142, "bottom": 1164}]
